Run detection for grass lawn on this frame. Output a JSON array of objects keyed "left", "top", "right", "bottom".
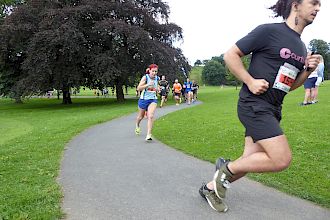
[
  {"left": 154, "top": 81, "right": 330, "bottom": 208},
  {"left": 0, "top": 98, "right": 138, "bottom": 219}
]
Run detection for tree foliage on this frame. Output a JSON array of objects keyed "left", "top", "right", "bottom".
[
  {"left": 194, "top": 59, "right": 202, "bottom": 66},
  {"left": 0, "top": 0, "right": 24, "bottom": 23},
  {"left": 0, "top": 0, "right": 190, "bottom": 103},
  {"left": 211, "top": 54, "right": 225, "bottom": 66},
  {"left": 202, "top": 60, "right": 226, "bottom": 86}
]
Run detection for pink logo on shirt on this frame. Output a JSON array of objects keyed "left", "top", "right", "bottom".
[{"left": 280, "top": 48, "right": 305, "bottom": 64}]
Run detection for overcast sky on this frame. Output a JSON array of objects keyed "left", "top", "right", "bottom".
[{"left": 165, "top": 0, "right": 329, "bottom": 64}]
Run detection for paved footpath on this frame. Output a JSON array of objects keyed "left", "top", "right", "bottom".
[{"left": 59, "top": 102, "right": 330, "bottom": 220}]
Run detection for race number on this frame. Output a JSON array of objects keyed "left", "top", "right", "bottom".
[
  {"left": 147, "top": 88, "right": 156, "bottom": 93},
  {"left": 147, "top": 80, "right": 157, "bottom": 93},
  {"left": 273, "top": 62, "right": 299, "bottom": 93}
]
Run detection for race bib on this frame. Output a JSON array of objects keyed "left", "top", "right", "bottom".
[
  {"left": 146, "top": 79, "right": 157, "bottom": 93},
  {"left": 147, "top": 87, "right": 156, "bottom": 93},
  {"left": 273, "top": 62, "right": 299, "bottom": 93}
]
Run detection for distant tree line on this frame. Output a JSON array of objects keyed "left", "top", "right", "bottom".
[
  {"left": 0, "top": 0, "right": 190, "bottom": 103},
  {"left": 196, "top": 54, "right": 248, "bottom": 89},
  {"left": 195, "top": 39, "right": 330, "bottom": 87}
]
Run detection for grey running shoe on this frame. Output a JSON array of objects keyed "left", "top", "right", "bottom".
[
  {"left": 213, "top": 161, "right": 233, "bottom": 199},
  {"left": 215, "top": 157, "right": 230, "bottom": 171},
  {"left": 199, "top": 183, "right": 228, "bottom": 213}
]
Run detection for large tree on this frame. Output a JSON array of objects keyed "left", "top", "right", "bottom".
[
  {"left": 0, "top": 0, "right": 189, "bottom": 103},
  {"left": 202, "top": 60, "right": 226, "bottom": 86},
  {"left": 0, "top": 0, "right": 38, "bottom": 103},
  {"left": 0, "top": 0, "right": 25, "bottom": 23},
  {"left": 0, "top": 0, "right": 26, "bottom": 103}
]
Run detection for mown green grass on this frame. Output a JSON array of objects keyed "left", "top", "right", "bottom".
[
  {"left": 0, "top": 98, "right": 138, "bottom": 219},
  {"left": 154, "top": 81, "right": 330, "bottom": 208}
]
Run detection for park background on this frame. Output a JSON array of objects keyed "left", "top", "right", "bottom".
[{"left": 0, "top": 0, "right": 329, "bottom": 219}]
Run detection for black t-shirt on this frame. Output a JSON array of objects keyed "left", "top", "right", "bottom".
[
  {"left": 236, "top": 22, "right": 307, "bottom": 107},
  {"left": 192, "top": 83, "right": 199, "bottom": 91},
  {"left": 159, "top": 80, "right": 168, "bottom": 90}
]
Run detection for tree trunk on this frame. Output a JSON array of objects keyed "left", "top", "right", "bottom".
[
  {"left": 57, "top": 90, "right": 60, "bottom": 100},
  {"left": 115, "top": 82, "right": 125, "bottom": 102},
  {"left": 62, "top": 87, "right": 72, "bottom": 104},
  {"left": 14, "top": 97, "right": 23, "bottom": 104},
  {"left": 12, "top": 92, "right": 23, "bottom": 104}
]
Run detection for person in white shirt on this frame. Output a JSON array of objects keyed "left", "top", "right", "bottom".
[
  {"left": 311, "top": 55, "right": 324, "bottom": 103},
  {"left": 301, "top": 55, "right": 321, "bottom": 105}
]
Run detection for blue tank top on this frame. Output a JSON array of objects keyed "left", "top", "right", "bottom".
[
  {"left": 140, "top": 74, "right": 159, "bottom": 100},
  {"left": 184, "top": 82, "right": 192, "bottom": 92}
]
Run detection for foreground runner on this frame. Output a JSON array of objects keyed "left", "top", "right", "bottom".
[
  {"left": 135, "top": 64, "right": 159, "bottom": 141},
  {"left": 199, "top": 0, "right": 321, "bottom": 212}
]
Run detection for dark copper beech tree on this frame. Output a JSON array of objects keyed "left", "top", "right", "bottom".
[{"left": 0, "top": 0, "right": 190, "bottom": 103}]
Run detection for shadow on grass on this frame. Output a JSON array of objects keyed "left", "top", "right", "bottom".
[{"left": 0, "top": 98, "right": 138, "bottom": 111}]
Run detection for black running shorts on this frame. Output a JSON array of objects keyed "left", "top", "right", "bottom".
[
  {"left": 160, "top": 89, "right": 167, "bottom": 97},
  {"left": 237, "top": 100, "right": 283, "bottom": 142},
  {"left": 174, "top": 92, "right": 181, "bottom": 97}
]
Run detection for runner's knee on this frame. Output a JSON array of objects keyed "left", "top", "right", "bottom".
[
  {"left": 272, "top": 153, "right": 292, "bottom": 171},
  {"left": 147, "top": 114, "right": 154, "bottom": 120}
]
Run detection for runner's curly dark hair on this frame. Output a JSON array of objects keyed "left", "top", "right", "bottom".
[{"left": 269, "top": 0, "right": 303, "bottom": 19}]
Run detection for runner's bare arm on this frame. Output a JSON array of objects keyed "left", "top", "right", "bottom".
[
  {"left": 290, "top": 70, "right": 310, "bottom": 91},
  {"left": 224, "top": 45, "right": 269, "bottom": 95},
  {"left": 137, "top": 76, "right": 149, "bottom": 91},
  {"left": 290, "top": 53, "right": 321, "bottom": 91}
]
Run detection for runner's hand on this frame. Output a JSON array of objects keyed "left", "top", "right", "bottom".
[
  {"left": 305, "top": 53, "right": 321, "bottom": 73},
  {"left": 247, "top": 79, "right": 269, "bottom": 95}
]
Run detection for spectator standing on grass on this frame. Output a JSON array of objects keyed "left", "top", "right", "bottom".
[
  {"left": 311, "top": 55, "right": 324, "bottom": 103},
  {"left": 301, "top": 57, "right": 319, "bottom": 105}
]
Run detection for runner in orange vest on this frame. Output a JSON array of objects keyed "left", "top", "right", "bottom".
[{"left": 172, "top": 79, "right": 182, "bottom": 106}]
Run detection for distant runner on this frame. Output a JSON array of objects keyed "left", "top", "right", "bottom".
[{"left": 173, "top": 79, "right": 182, "bottom": 106}]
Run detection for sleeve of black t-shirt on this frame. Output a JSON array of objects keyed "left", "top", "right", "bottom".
[{"left": 236, "top": 24, "right": 270, "bottom": 55}]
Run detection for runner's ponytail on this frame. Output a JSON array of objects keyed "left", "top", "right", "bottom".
[{"left": 269, "top": 0, "right": 302, "bottom": 19}]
